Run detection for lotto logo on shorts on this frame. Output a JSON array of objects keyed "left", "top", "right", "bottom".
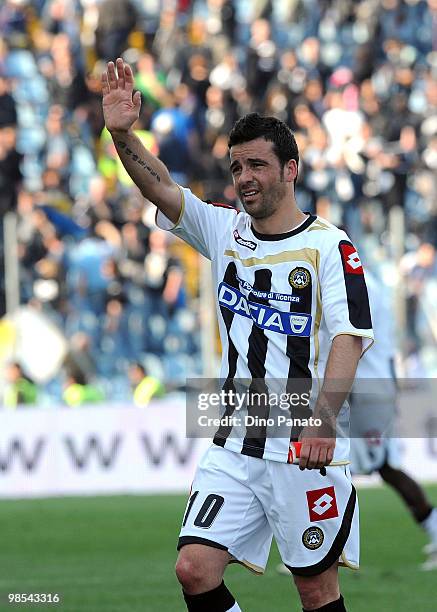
[
  {"left": 306, "top": 486, "right": 339, "bottom": 522},
  {"left": 339, "top": 243, "right": 363, "bottom": 274}
]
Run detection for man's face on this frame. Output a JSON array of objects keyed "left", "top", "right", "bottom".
[
  {"left": 229, "top": 138, "right": 294, "bottom": 219},
  {"left": 128, "top": 366, "right": 143, "bottom": 386},
  {"left": 6, "top": 365, "right": 20, "bottom": 383}
]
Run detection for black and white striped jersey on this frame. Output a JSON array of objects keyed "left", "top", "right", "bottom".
[{"left": 157, "top": 187, "right": 374, "bottom": 462}]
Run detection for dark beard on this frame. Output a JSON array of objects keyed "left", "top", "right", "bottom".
[{"left": 240, "top": 181, "right": 287, "bottom": 219}]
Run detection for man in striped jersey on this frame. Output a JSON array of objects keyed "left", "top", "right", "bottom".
[{"left": 102, "top": 58, "right": 374, "bottom": 612}]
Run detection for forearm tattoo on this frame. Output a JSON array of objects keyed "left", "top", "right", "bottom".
[{"left": 116, "top": 140, "right": 161, "bottom": 182}]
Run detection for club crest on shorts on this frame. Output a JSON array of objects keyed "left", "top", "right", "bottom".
[
  {"left": 302, "top": 526, "right": 324, "bottom": 550},
  {"left": 288, "top": 267, "right": 310, "bottom": 289}
]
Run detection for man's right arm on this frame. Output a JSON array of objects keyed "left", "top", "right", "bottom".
[
  {"left": 110, "top": 127, "right": 181, "bottom": 223},
  {"left": 102, "top": 59, "right": 181, "bottom": 224}
]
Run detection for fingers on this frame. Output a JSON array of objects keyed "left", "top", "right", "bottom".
[
  {"left": 116, "top": 58, "right": 125, "bottom": 89},
  {"left": 133, "top": 90, "right": 141, "bottom": 109},
  {"left": 102, "top": 59, "right": 132, "bottom": 93},
  {"left": 124, "top": 62, "right": 134, "bottom": 88},
  {"left": 107, "top": 61, "right": 117, "bottom": 90},
  {"left": 316, "top": 446, "right": 328, "bottom": 468},
  {"left": 299, "top": 441, "right": 333, "bottom": 470},
  {"left": 101, "top": 71, "right": 109, "bottom": 96},
  {"left": 299, "top": 444, "right": 317, "bottom": 470},
  {"left": 299, "top": 442, "right": 310, "bottom": 470},
  {"left": 101, "top": 58, "right": 139, "bottom": 118}
]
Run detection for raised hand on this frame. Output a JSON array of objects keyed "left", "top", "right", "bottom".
[{"left": 101, "top": 58, "right": 141, "bottom": 133}]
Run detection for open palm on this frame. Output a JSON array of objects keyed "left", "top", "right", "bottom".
[{"left": 101, "top": 58, "right": 141, "bottom": 132}]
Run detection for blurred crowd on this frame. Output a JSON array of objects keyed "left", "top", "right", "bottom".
[{"left": 1, "top": 0, "right": 436, "bottom": 406}]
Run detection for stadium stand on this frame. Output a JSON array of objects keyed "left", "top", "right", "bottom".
[{"left": 0, "top": 0, "right": 436, "bottom": 405}]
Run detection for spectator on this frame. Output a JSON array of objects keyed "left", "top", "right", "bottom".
[
  {"left": 62, "top": 369, "right": 104, "bottom": 407},
  {"left": 0, "top": 0, "right": 28, "bottom": 45},
  {"left": 94, "top": 0, "right": 138, "bottom": 62},
  {"left": 128, "top": 362, "right": 165, "bottom": 407},
  {"left": 45, "top": 33, "right": 87, "bottom": 111},
  {"left": 0, "top": 74, "right": 17, "bottom": 128},
  {"left": 245, "top": 18, "right": 277, "bottom": 103},
  {"left": 401, "top": 242, "right": 437, "bottom": 353},
  {"left": 0, "top": 123, "right": 22, "bottom": 315},
  {"left": 142, "top": 228, "right": 184, "bottom": 354},
  {"left": 3, "top": 362, "right": 38, "bottom": 409},
  {"left": 63, "top": 331, "right": 98, "bottom": 382},
  {"left": 0, "top": 125, "right": 22, "bottom": 218},
  {"left": 134, "top": 53, "right": 167, "bottom": 113}
]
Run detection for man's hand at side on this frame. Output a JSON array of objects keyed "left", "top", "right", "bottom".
[
  {"left": 298, "top": 430, "right": 335, "bottom": 471},
  {"left": 298, "top": 334, "right": 362, "bottom": 470}
]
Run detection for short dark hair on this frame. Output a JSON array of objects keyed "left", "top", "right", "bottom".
[{"left": 228, "top": 113, "right": 299, "bottom": 172}]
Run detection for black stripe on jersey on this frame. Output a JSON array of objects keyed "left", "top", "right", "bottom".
[
  {"left": 214, "top": 262, "right": 239, "bottom": 447},
  {"left": 338, "top": 240, "right": 372, "bottom": 330},
  {"left": 242, "top": 268, "right": 272, "bottom": 458},
  {"left": 286, "top": 269, "right": 313, "bottom": 441}
]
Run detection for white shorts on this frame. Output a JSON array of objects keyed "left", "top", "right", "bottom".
[{"left": 178, "top": 445, "right": 359, "bottom": 576}]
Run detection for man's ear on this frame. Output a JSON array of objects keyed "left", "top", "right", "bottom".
[{"left": 285, "top": 159, "right": 298, "bottom": 183}]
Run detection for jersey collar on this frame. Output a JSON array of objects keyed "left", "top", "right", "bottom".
[{"left": 250, "top": 213, "right": 316, "bottom": 241}]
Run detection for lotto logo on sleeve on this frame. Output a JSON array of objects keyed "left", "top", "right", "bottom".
[
  {"left": 339, "top": 242, "right": 363, "bottom": 274},
  {"left": 306, "top": 486, "right": 339, "bottom": 521}
]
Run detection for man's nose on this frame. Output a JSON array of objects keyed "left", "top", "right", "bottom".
[{"left": 238, "top": 166, "right": 254, "bottom": 184}]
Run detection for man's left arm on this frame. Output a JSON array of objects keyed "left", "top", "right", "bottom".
[
  {"left": 299, "top": 334, "right": 362, "bottom": 470},
  {"left": 299, "top": 233, "right": 374, "bottom": 470}
]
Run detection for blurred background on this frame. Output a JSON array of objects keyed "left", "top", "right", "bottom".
[
  {"left": 0, "top": 2, "right": 436, "bottom": 610},
  {"left": 0, "top": 0, "right": 436, "bottom": 407}
]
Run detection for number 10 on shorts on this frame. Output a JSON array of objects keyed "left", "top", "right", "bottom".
[{"left": 182, "top": 492, "right": 225, "bottom": 529}]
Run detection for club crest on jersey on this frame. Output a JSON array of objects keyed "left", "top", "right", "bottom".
[
  {"left": 288, "top": 267, "right": 310, "bottom": 289},
  {"left": 302, "top": 527, "right": 324, "bottom": 550},
  {"left": 233, "top": 230, "right": 257, "bottom": 251},
  {"left": 218, "top": 282, "right": 312, "bottom": 336},
  {"left": 306, "top": 487, "right": 339, "bottom": 522}
]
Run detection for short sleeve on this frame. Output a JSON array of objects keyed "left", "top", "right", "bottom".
[
  {"left": 156, "top": 186, "right": 238, "bottom": 260},
  {"left": 320, "top": 235, "right": 374, "bottom": 354}
]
